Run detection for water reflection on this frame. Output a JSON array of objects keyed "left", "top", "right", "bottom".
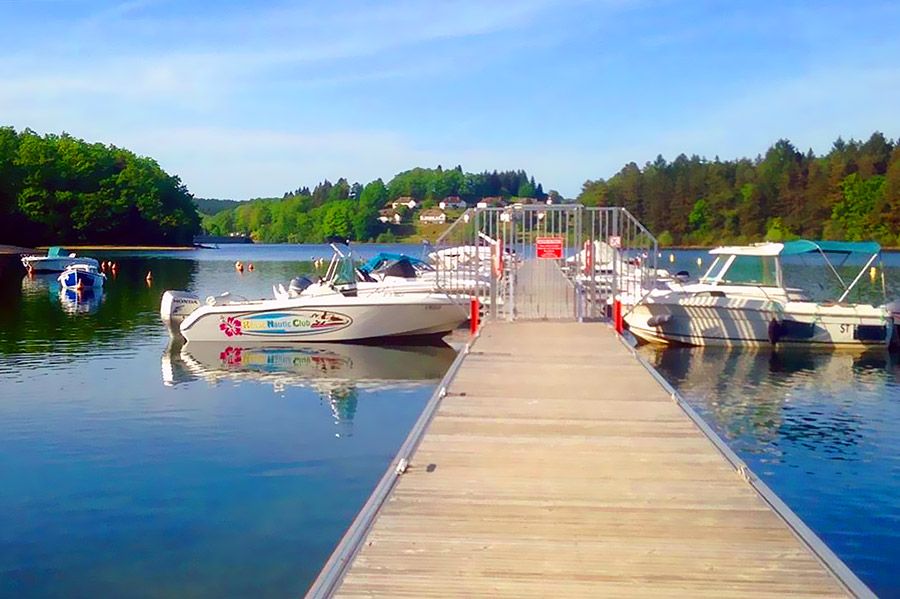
[
  {"left": 164, "top": 340, "right": 456, "bottom": 436},
  {"left": 58, "top": 287, "right": 105, "bottom": 314},
  {"left": 646, "top": 347, "right": 888, "bottom": 458}
]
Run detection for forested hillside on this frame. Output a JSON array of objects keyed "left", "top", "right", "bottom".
[
  {"left": 194, "top": 197, "right": 241, "bottom": 216},
  {"left": 578, "top": 132, "right": 900, "bottom": 246},
  {"left": 0, "top": 127, "right": 200, "bottom": 245},
  {"left": 202, "top": 167, "right": 547, "bottom": 243}
]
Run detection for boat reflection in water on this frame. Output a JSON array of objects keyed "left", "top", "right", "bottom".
[
  {"left": 162, "top": 340, "right": 457, "bottom": 436},
  {"left": 21, "top": 273, "right": 59, "bottom": 296},
  {"left": 642, "top": 346, "right": 896, "bottom": 459},
  {"left": 58, "top": 287, "right": 104, "bottom": 314},
  {"left": 22, "top": 273, "right": 105, "bottom": 314}
]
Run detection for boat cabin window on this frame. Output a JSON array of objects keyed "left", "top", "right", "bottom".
[{"left": 719, "top": 255, "right": 779, "bottom": 286}]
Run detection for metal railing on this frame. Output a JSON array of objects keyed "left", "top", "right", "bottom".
[{"left": 430, "top": 204, "right": 658, "bottom": 322}]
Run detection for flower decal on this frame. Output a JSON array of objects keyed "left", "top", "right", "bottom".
[
  {"left": 219, "top": 316, "right": 243, "bottom": 337},
  {"left": 219, "top": 346, "right": 243, "bottom": 365}
]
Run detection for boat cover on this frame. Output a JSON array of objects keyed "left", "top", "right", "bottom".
[
  {"left": 360, "top": 253, "right": 428, "bottom": 274},
  {"left": 47, "top": 246, "right": 67, "bottom": 257},
  {"left": 781, "top": 240, "right": 881, "bottom": 256}
]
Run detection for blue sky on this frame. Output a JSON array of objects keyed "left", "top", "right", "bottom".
[{"left": 1, "top": 0, "right": 898, "bottom": 200}]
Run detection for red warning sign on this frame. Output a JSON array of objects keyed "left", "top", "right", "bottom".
[{"left": 536, "top": 237, "right": 564, "bottom": 259}]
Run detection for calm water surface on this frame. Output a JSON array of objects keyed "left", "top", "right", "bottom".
[
  {"left": 0, "top": 244, "right": 454, "bottom": 597},
  {"left": 2, "top": 244, "right": 899, "bottom": 596}
]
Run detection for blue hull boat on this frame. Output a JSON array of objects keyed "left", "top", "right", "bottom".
[{"left": 58, "top": 264, "right": 106, "bottom": 289}]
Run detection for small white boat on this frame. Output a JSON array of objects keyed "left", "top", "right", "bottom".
[
  {"left": 22, "top": 246, "right": 99, "bottom": 273},
  {"left": 160, "top": 247, "right": 469, "bottom": 343},
  {"left": 58, "top": 263, "right": 106, "bottom": 290},
  {"left": 625, "top": 240, "right": 898, "bottom": 348}
]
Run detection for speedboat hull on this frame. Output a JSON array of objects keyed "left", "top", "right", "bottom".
[
  {"left": 22, "top": 256, "right": 99, "bottom": 273},
  {"left": 626, "top": 296, "right": 892, "bottom": 348},
  {"left": 177, "top": 294, "right": 467, "bottom": 343},
  {"left": 58, "top": 266, "right": 105, "bottom": 289}
]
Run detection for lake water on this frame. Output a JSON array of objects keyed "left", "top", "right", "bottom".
[
  {"left": 0, "top": 244, "right": 454, "bottom": 597},
  {"left": 1, "top": 244, "right": 899, "bottom": 597}
]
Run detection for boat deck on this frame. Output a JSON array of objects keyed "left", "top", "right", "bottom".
[{"left": 314, "top": 322, "right": 859, "bottom": 597}]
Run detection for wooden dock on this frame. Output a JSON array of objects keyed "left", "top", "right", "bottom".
[{"left": 311, "top": 322, "right": 866, "bottom": 598}]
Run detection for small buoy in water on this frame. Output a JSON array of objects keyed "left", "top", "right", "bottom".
[
  {"left": 248, "top": 263, "right": 254, "bottom": 272},
  {"left": 669, "top": 254, "right": 675, "bottom": 263},
  {"left": 696, "top": 257, "right": 702, "bottom": 266},
  {"left": 870, "top": 266, "right": 877, "bottom": 281},
  {"left": 657, "top": 252, "right": 662, "bottom": 259},
  {"left": 235, "top": 260, "right": 244, "bottom": 273}
]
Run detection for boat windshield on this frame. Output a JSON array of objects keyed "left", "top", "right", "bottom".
[
  {"left": 333, "top": 256, "right": 357, "bottom": 286},
  {"left": 700, "top": 256, "right": 726, "bottom": 282},
  {"left": 719, "top": 255, "right": 779, "bottom": 287}
]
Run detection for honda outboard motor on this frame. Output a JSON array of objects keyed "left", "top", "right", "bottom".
[{"left": 160, "top": 290, "right": 202, "bottom": 329}]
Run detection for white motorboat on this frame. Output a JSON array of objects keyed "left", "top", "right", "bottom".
[
  {"left": 273, "top": 248, "right": 490, "bottom": 300},
  {"left": 625, "top": 240, "right": 898, "bottom": 348},
  {"left": 21, "top": 246, "right": 99, "bottom": 273},
  {"left": 58, "top": 263, "right": 106, "bottom": 289},
  {"left": 160, "top": 248, "right": 469, "bottom": 343}
]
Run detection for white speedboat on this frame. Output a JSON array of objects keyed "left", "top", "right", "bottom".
[
  {"left": 273, "top": 248, "right": 490, "bottom": 300},
  {"left": 58, "top": 263, "right": 106, "bottom": 289},
  {"left": 625, "top": 240, "right": 897, "bottom": 348},
  {"left": 22, "top": 246, "right": 99, "bottom": 273},
  {"left": 160, "top": 248, "right": 469, "bottom": 343}
]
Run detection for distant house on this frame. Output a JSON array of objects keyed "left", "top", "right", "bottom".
[
  {"left": 418, "top": 209, "right": 447, "bottom": 224},
  {"left": 378, "top": 208, "right": 401, "bottom": 224},
  {"left": 439, "top": 196, "right": 467, "bottom": 210},
  {"left": 391, "top": 196, "right": 417, "bottom": 210},
  {"left": 476, "top": 196, "right": 505, "bottom": 209}
]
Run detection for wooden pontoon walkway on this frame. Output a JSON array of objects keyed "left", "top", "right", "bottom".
[{"left": 315, "top": 322, "right": 862, "bottom": 598}]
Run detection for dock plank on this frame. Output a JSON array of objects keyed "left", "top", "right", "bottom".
[{"left": 328, "top": 322, "right": 848, "bottom": 597}]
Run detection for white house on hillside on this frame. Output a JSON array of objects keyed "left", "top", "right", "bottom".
[
  {"left": 418, "top": 209, "right": 446, "bottom": 224},
  {"left": 390, "top": 197, "right": 417, "bottom": 210},
  {"left": 378, "top": 209, "right": 402, "bottom": 224},
  {"left": 439, "top": 196, "right": 467, "bottom": 210}
]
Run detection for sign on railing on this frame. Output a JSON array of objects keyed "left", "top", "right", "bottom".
[{"left": 536, "top": 237, "right": 564, "bottom": 259}]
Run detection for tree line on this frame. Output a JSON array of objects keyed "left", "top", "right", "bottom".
[
  {"left": 201, "top": 167, "right": 548, "bottom": 243},
  {"left": 577, "top": 132, "right": 900, "bottom": 246},
  {"left": 0, "top": 127, "right": 201, "bottom": 246}
]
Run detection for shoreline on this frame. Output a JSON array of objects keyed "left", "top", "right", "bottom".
[{"left": 35, "top": 245, "right": 198, "bottom": 251}]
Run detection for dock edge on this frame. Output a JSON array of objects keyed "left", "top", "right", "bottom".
[{"left": 305, "top": 333, "right": 479, "bottom": 598}]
